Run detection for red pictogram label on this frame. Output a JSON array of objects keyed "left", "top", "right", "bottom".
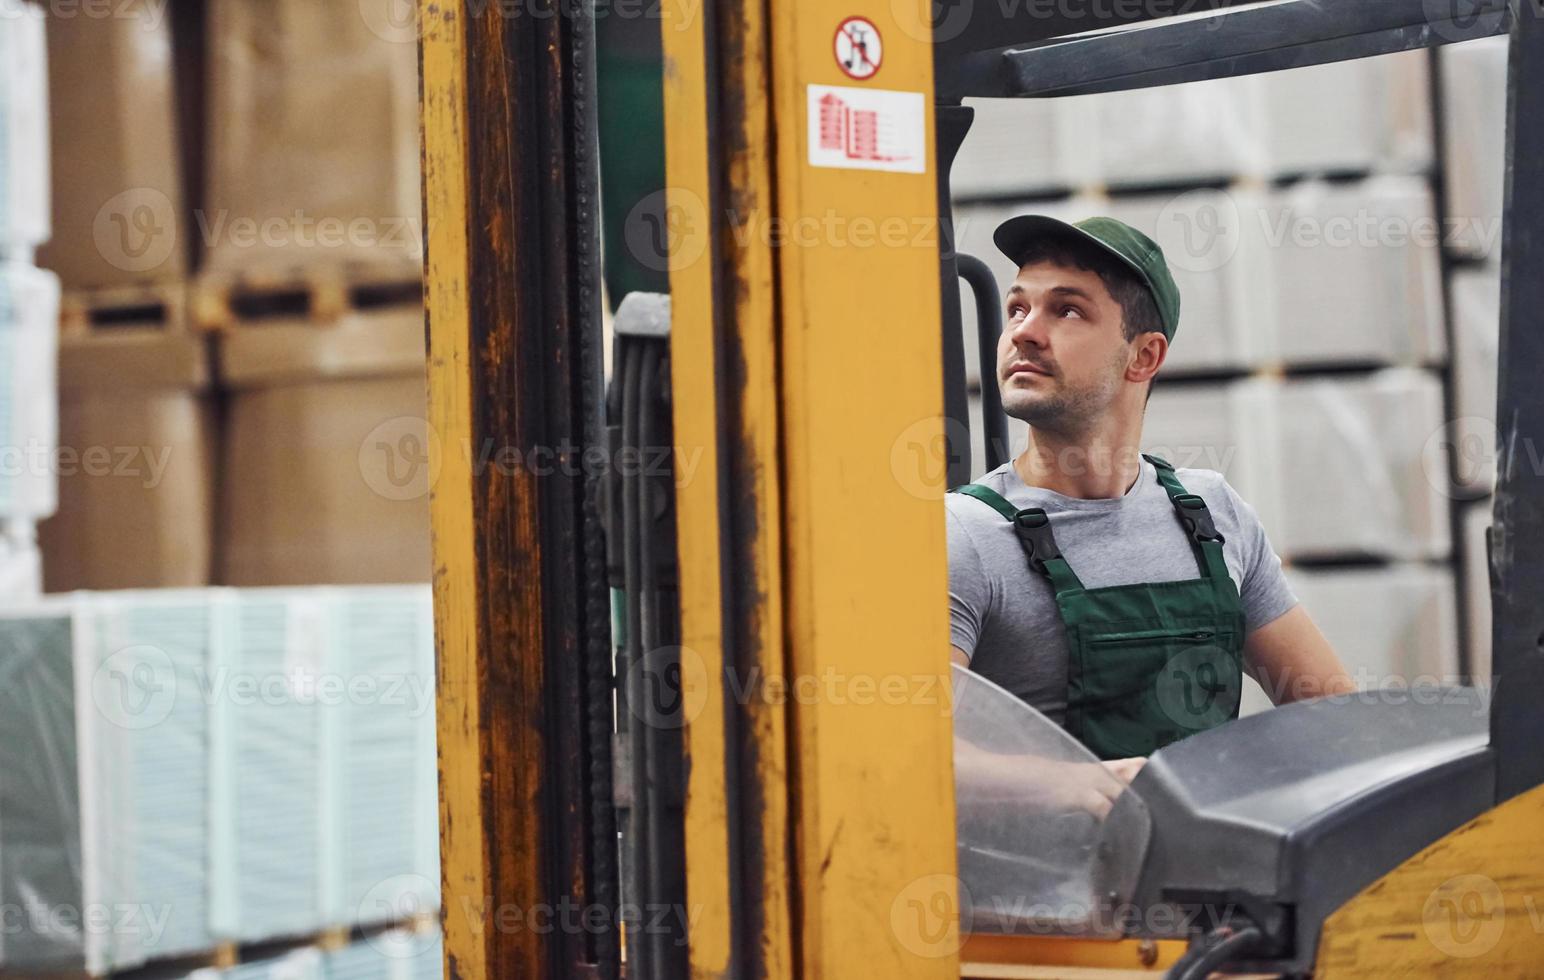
[{"left": 834, "top": 16, "right": 883, "bottom": 81}]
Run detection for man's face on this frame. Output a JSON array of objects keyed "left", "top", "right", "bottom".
[{"left": 997, "top": 259, "right": 1133, "bottom": 432}]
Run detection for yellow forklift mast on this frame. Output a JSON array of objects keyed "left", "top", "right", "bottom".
[{"left": 419, "top": 0, "right": 1544, "bottom": 976}]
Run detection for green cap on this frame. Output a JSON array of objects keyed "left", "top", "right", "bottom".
[{"left": 992, "top": 214, "right": 1181, "bottom": 341}]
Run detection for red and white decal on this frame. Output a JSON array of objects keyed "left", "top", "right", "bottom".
[
  {"left": 807, "top": 84, "right": 926, "bottom": 174},
  {"left": 834, "top": 16, "right": 883, "bottom": 80}
]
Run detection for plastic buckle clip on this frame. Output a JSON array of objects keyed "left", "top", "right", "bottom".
[
  {"left": 1012, "top": 509, "right": 1062, "bottom": 564},
  {"left": 1174, "top": 494, "right": 1225, "bottom": 544}
]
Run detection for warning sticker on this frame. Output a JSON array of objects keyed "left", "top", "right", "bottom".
[
  {"left": 808, "top": 84, "right": 927, "bottom": 174},
  {"left": 834, "top": 16, "right": 882, "bottom": 80}
]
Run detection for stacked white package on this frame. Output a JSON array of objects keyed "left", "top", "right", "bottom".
[
  {"left": 1441, "top": 37, "right": 1509, "bottom": 260},
  {"left": 324, "top": 928, "right": 443, "bottom": 980},
  {"left": 0, "top": 261, "right": 60, "bottom": 521},
  {"left": 951, "top": 98, "right": 1070, "bottom": 199},
  {"left": 209, "top": 591, "right": 330, "bottom": 943},
  {"left": 0, "top": 0, "right": 49, "bottom": 258},
  {"left": 1464, "top": 504, "right": 1493, "bottom": 682},
  {"left": 0, "top": 592, "right": 219, "bottom": 976},
  {"left": 1271, "top": 369, "right": 1450, "bottom": 561},
  {"left": 1253, "top": 51, "right": 1431, "bottom": 177},
  {"left": 1286, "top": 565, "right": 1462, "bottom": 689},
  {"left": 1143, "top": 371, "right": 1449, "bottom": 561},
  {"left": 1077, "top": 76, "right": 1258, "bottom": 186},
  {"left": 188, "top": 947, "right": 324, "bottom": 980},
  {"left": 1448, "top": 266, "right": 1500, "bottom": 497},
  {"left": 0, "top": 518, "right": 40, "bottom": 594},
  {"left": 1140, "top": 377, "right": 1278, "bottom": 518},
  {"left": 1260, "top": 178, "right": 1445, "bottom": 368},
  {"left": 1102, "top": 187, "right": 1276, "bottom": 373},
  {"left": 331, "top": 586, "right": 438, "bottom": 929}
]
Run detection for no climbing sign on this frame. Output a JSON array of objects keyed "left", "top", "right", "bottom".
[{"left": 834, "top": 16, "right": 883, "bottom": 81}]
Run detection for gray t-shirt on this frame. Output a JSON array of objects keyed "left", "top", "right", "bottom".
[{"left": 947, "top": 459, "right": 1298, "bottom": 723}]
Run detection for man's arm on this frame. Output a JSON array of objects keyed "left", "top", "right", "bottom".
[
  {"left": 1244, "top": 604, "right": 1356, "bottom": 703},
  {"left": 951, "top": 646, "right": 970, "bottom": 667}
]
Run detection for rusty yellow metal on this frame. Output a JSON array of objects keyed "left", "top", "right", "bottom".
[
  {"left": 762, "top": 2, "right": 961, "bottom": 976},
  {"left": 1315, "top": 780, "right": 1544, "bottom": 976},
  {"left": 418, "top": 3, "right": 486, "bottom": 977},
  {"left": 659, "top": 0, "right": 757, "bottom": 975},
  {"left": 960, "top": 934, "right": 1184, "bottom": 975}
]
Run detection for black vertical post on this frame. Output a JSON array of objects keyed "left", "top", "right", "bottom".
[
  {"left": 936, "top": 103, "right": 976, "bottom": 488},
  {"left": 1489, "top": 0, "right": 1544, "bottom": 802}
]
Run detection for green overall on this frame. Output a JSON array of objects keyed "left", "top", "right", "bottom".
[{"left": 952, "top": 454, "right": 1246, "bottom": 760}]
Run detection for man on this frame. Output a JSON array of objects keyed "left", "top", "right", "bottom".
[{"left": 948, "top": 215, "right": 1354, "bottom": 776}]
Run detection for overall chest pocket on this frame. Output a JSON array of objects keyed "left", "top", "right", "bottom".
[{"left": 1070, "top": 624, "right": 1242, "bottom": 759}]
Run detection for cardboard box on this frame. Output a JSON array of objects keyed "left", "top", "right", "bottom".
[
  {"left": 219, "top": 373, "right": 431, "bottom": 586},
  {"left": 40, "top": 334, "right": 215, "bottom": 590},
  {"left": 0, "top": 261, "right": 60, "bottom": 521},
  {"left": 203, "top": 0, "right": 421, "bottom": 278},
  {"left": 951, "top": 99, "right": 1068, "bottom": 199},
  {"left": 35, "top": 0, "right": 187, "bottom": 289},
  {"left": 0, "top": 0, "right": 49, "bottom": 256}
]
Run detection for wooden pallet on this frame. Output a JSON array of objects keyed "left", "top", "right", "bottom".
[
  {"left": 193, "top": 263, "right": 423, "bottom": 331},
  {"left": 59, "top": 282, "right": 191, "bottom": 337}
]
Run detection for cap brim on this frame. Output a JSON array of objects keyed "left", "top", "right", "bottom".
[{"left": 992, "top": 214, "right": 1153, "bottom": 291}]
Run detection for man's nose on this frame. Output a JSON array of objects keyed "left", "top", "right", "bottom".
[{"left": 1007, "top": 307, "right": 1049, "bottom": 349}]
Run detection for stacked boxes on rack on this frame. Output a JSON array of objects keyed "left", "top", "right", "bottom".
[
  {"left": 37, "top": 0, "right": 430, "bottom": 590},
  {"left": 0, "top": 0, "right": 59, "bottom": 596},
  {"left": 952, "top": 49, "right": 1466, "bottom": 694},
  {"left": 36, "top": 1, "right": 212, "bottom": 590},
  {"left": 0, "top": 586, "right": 438, "bottom": 977}
]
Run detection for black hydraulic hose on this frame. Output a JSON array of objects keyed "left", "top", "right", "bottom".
[
  {"left": 1166, "top": 921, "right": 1266, "bottom": 980},
  {"left": 956, "top": 252, "right": 1009, "bottom": 472}
]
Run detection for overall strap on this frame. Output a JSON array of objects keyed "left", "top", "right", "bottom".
[
  {"left": 951, "top": 485, "right": 1085, "bottom": 595},
  {"left": 1142, "top": 454, "right": 1231, "bottom": 581}
]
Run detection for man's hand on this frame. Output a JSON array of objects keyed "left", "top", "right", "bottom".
[{"left": 1101, "top": 756, "right": 1146, "bottom": 785}]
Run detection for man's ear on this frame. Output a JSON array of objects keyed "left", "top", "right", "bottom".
[{"left": 1126, "top": 331, "right": 1168, "bottom": 383}]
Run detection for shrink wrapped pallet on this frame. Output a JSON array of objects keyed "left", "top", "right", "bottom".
[
  {"left": 1447, "top": 266, "right": 1500, "bottom": 497},
  {"left": 1286, "top": 565, "right": 1461, "bottom": 686},
  {"left": 0, "top": 591, "right": 220, "bottom": 976},
  {"left": 0, "top": 0, "right": 49, "bottom": 256},
  {"left": 1441, "top": 37, "right": 1508, "bottom": 260},
  {"left": 0, "top": 260, "right": 59, "bottom": 520}
]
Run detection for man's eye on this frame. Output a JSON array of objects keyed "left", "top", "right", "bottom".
[
  {"left": 1061, "top": 306, "right": 1084, "bottom": 319},
  {"left": 1007, "top": 305, "right": 1026, "bottom": 320}
]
